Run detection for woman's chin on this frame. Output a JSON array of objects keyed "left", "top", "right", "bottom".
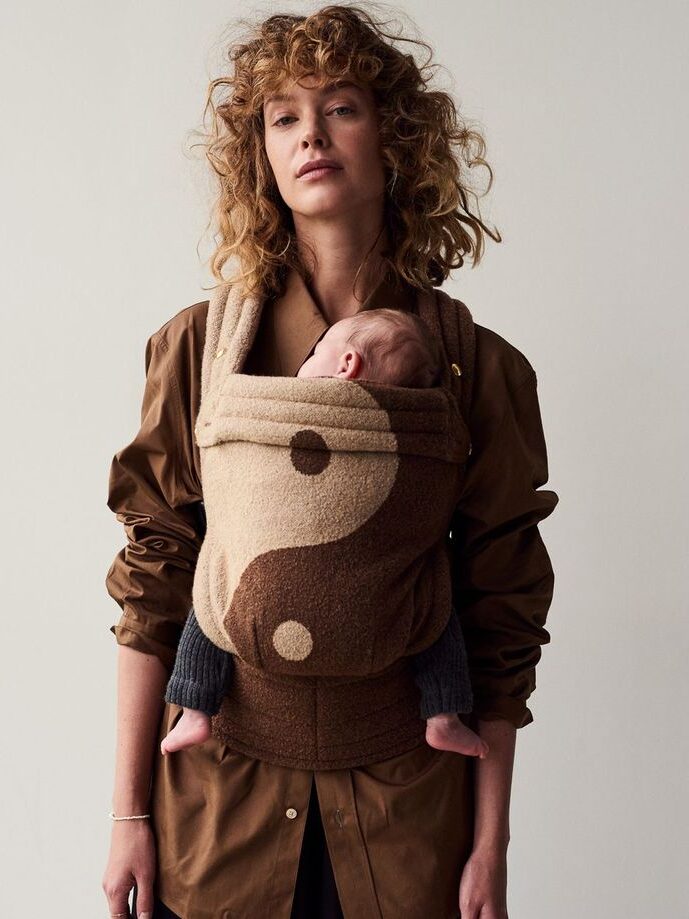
[{"left": 290, "top": 191, "right": 354, "bottom": 218}]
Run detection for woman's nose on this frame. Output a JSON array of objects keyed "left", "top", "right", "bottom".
[{"left": 300, "top": 119, "right": 328, "bottom": 148}]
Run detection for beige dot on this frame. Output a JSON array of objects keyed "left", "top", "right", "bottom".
[{"left": 272, "top": 620, "right": 313, "bottom": 661}]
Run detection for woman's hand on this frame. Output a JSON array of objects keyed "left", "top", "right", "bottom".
[
  {"left": 458, "top": 845, "right": 508, "bottom": 918},
  {"left": 102, "top": 819, "right": 157, "bottom": 919}
]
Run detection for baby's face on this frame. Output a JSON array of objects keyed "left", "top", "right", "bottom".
[{"left": 296, "top": 317, "right": 359, "bottom": 380}]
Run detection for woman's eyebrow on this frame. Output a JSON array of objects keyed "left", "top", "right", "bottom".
[{"left": 265, "top": 80, "right": 360, "bottom": 108}]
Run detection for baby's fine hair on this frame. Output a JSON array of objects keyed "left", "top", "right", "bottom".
[{"left": 344, "top": 308, "right": 443, "bottom": 388}]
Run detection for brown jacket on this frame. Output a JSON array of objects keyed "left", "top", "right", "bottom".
[{"left": 106, "top": 267, "right": 558, "bottom": 918}]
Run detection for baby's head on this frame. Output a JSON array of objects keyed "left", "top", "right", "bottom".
[{"left": 296, "top": 308, "right": 442, "bottom": 388}]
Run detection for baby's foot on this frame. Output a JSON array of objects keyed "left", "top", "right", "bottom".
[
  {"left": 160, "top": 707, "right": 212, "bottom": 755},
  {"left": 425, "top": 713, "right": 489, "bottom": 758}
]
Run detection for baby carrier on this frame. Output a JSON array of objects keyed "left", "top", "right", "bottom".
[{"left": 192, "top": 279, "right": 476, "bottom": 769}]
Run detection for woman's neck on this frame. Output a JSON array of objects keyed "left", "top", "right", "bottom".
[{"left": 294, "top": 215, "right": 390, "bottom": 324}]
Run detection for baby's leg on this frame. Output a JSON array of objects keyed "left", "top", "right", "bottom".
[
  {"left": 411, "top": 606, "right": 489, "bottom": 758},
  {"left": 161, "top": 607, "right": 233, "bottom": 755}
]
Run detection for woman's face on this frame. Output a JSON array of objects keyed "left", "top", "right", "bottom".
[{"left": 262, "top": 74, "right": 386, "bottom": 221}]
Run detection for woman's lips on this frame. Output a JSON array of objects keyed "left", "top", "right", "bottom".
[{"left": 297, "top": 166, "right": 342, "bottom": 180}]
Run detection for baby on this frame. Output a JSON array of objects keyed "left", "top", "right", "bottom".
[{"left": 161, "top": 308, "right": 489, "bottom": 760}]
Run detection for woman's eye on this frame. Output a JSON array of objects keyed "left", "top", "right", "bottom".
[{"left": 274, "top": 106, "right": 353, "bottom": 127}]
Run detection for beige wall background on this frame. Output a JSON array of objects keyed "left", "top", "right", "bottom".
[{"left": 1, "top": 1, "right": 686, "bottom": 916}]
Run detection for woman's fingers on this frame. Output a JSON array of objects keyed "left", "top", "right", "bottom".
[
  {"left": 101, "top": 871, "right": 134, "bottom": 917},
  {"left": 131, "top": 879, "right": 154, "bottom": 919},
  {"left": 458, "top": 896, "right": 481, "bottom": 919}
]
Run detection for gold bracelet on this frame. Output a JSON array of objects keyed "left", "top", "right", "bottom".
[{"left": 108, "top": 810, "right": 150, "bottom": 821}]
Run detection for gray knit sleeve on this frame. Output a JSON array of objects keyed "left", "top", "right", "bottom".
[
  {"left": 411, "top": 606, "right": 474, "bottom": 719},
  {"left": 164, "top": 607, "right": 233, "bottom": 715}
]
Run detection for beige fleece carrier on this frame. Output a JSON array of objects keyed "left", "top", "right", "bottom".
[{"left": 192, "top": 279, "right": 476, "bottom": 770}]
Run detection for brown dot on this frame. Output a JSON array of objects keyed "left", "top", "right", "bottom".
[{"left": 290, "top": 429, "right": 331, "bottom": 475}]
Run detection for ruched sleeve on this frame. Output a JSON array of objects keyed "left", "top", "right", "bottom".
[
  {"left": 105, "top": 303, "right": 208, "bottom": 675},
  {"left": 450, "top": 325, "right": 559, "bottom": 729}
]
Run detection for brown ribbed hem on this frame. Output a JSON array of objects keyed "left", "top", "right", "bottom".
[{"left": 210, "top": 656, "right": 427, "bottom": 771}]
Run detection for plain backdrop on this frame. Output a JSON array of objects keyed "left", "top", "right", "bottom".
[{"left": 1, "top": 1, "right": 687, "bottom": 916}]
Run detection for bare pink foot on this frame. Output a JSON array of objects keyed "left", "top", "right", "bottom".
[
  {"left": 160, "top": 707, "right": 212, "bottom": 755},
  {"left": 425, "top": 713, "right": 489, "bottom": 758}
]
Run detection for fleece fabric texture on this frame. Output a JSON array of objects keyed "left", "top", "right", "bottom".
[
  {"left": 165, "top": 602, "right": 474, "bottom": 719},
  {"left": 184, "top": 280, "right": 476, "bottom": 770}
]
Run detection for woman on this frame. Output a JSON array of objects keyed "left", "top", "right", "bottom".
[{"left": 102, "top": 7, "right": 558, "bottom": 919}]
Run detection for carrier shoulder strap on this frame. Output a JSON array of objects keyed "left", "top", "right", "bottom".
[
  {"left": 200, "top": 280, "right": 265, "bottom": 409},
  {"left": 416, "top": 286, "right": 476, "bottom": 427}
]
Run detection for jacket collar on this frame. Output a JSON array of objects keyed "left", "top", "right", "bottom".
[{"left": 271, "top": 265, "right": 418, "bottom": 378}]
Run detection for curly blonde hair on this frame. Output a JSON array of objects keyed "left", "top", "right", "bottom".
[{"left": 195, "top": 3, "right": 501, "bottom": 297}]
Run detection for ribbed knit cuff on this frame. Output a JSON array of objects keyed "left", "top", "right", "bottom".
[
  {"left": 412, "top": 607, "right": 474, "bottom": 719},
  {"left": 164, "top": 607, "right": 233, "bottom": 716}
]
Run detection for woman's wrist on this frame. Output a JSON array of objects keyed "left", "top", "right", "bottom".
[
  {"left": 112, "top": 786, "right": 151, "bottom": 816},
  {"left": 472, "top": 829, "right": 511, "bottom": 855}
]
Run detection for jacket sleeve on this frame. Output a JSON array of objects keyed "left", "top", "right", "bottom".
[
  {"left": 105, "top": 317, "right": 205, "bottom": 676},
  {"left": 450, "top": 336, "right": 559, "bottom": 729}
]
